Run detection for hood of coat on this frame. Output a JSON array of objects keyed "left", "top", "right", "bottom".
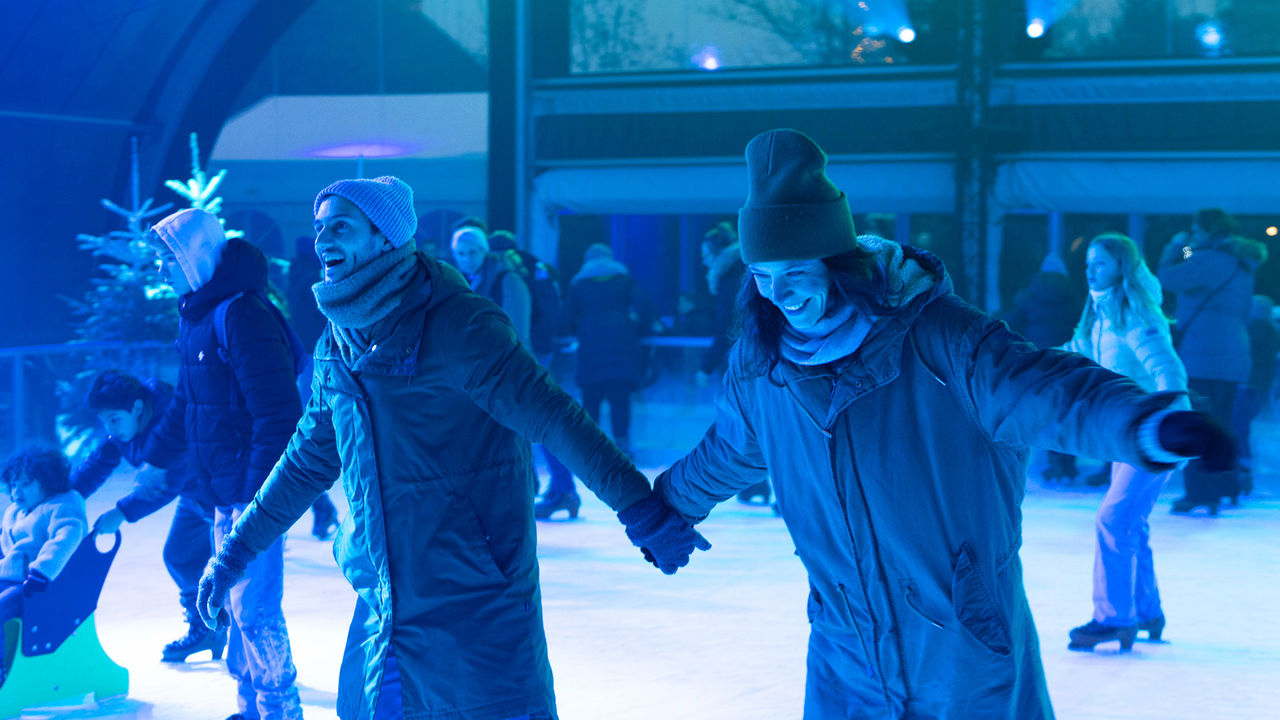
[
  {"left": 706, "top": 242, "right": 744, "bottom": 296},
  {"left": 179, "top": 238, "right": 269, "bottom": 320},
  {"left": 1201, "top": 234, "right": 1269, "bottom": 269},
  {"left": 151, "top": 208, "right": 227, "bottom": 291}
]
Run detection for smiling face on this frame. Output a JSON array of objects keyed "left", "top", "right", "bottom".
[
  {"left": 7, "top": 472, "right": 46, "bottom": 513},
  {"left": 451, "top": 230, "right": 488, "bottom": 276},
  {"left": 749, "top": 258, "right": 834, "bottom": 331},
  {"left": 314, "top": 196, "right": 391, "bottom": 283},
  {"left": 1085, "top": 244, "right": 1122, "bottom": 293}
]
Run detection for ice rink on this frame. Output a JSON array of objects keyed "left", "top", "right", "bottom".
[{"left": 12, "top": 399, "right": 1280, "bottom": 720}]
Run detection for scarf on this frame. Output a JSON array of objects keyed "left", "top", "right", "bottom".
[
  {"left": 780, "top": 301, "right": 874, "bottom": 366},
  {"left": 313, "top": 242, "right": 419, "bottom": 362}
]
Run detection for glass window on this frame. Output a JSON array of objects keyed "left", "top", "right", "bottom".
[
  {"left": 568, "top": 0, "right": 958, "bottom": 75},
  {"left": 1018, "top": 0, "right": 1280, "bottom": 62}
]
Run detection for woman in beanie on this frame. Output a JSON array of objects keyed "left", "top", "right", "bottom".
[
  {"left": 653, "top": 129, "right": 1234, "bottom": 719},
  {"left": 194, "top": 176, "right": 709, "bottom": 720},
  {"left": 1060, "top": 233, "right": 1187, "bottom": 651}
]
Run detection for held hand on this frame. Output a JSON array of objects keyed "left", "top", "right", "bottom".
[
  {"left": 94, "top": 507, "right": 126, "bottom": 535},
  {"left": 23, "top": 569, "right": 50, "bottom": 597},
  {"left": 196, "top": 535, "right": 255, "bottom": 630},
  {"left": 617, "top": 493, "right": 712, "bottom": 575},
  {"left": 1157, "top": 411, "right": 1237, "bottom": 473}
]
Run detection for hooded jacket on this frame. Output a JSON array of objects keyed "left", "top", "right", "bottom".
[
  {"left": 1062, "top": 294, "right": 1187, "bottom": 398},
  {"left": 657, "top": 240, "right": 1177, "bottom": 719},
  {"left": 228, "top": 253, "right": 651, "bottom": 720},
  {"left": 1159, "top": 233, "right": 1269, "bottom": 383},
  {"left": 145, "top": 234, "right": 302, "bottom": 506},
  {"left": 566, "top": 257, "right": 648, "bottom": 387}
]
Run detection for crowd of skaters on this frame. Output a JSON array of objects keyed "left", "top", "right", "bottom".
[{"left": 0, "top": 128, "right": 1266, "bottom": 720}]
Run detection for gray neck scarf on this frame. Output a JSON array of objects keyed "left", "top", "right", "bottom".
[
  {"left": 780, "top": 301, "right": 874, "bottom": 366},
  {"left": 312, "top": 241, "right": 418, "bottom": 330}
]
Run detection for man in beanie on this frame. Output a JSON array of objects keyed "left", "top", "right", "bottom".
[
  {"left": 652, "top": 129, "right": 1235, "bottom": 719},
  {"left": 143, "top": 208, "right": 305, "bottom": 720},
  {"left": 195, "top": 176, "right": 709, "bottom": 720}
]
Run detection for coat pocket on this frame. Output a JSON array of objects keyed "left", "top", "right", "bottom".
[{"left": 951, "top": 542, "right": 1013, "bottom": 656}]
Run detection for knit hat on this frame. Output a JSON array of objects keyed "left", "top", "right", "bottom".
[
  {"left": 314, "top": 176, "right": 417, "bottom": 248},
  {"left": 737, "top": 129, "right": 856, "bottom": 264},
  {"left": 583, "top": 243, "right": 613, "bottom": 262}
]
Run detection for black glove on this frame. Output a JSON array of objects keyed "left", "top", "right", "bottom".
[
  {"left": 1157, "top": 410, "right": 1237, "bottom": 472},
  {"left": 197, "top": 533, "right": 256, "bottom": 630},
  {"left": 617, "top": 493, "right": 711, "bottom": 575},
  {"left": 23, "top": 569, "right": 50, "bottom": 597}
]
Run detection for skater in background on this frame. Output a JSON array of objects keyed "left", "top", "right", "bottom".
[
  {"left": 1004, "top": 251, "right": 1087, "bottom": 484},
  {"left": 1, "top": 446, "right": 88, "bottom": 685},
  {"left": 654, "top": 129, "right": 1235, "bottom": 719},
  {"left": 195, "top": 176, "right": 707, "bottom": 720},
  {"left": 1159, "top": 207, "right": 1268, "bottom": 512},
  {"left": 73, "top": 370, "right": 225, "bottom": 662},
  {"left": 144, "top": 208, "right": 306, "bottom": 720},
  {"left": 1060, "top": 233, "right": 1188, "bottom": 650}
]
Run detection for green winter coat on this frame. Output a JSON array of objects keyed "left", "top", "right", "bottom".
[
  {"left": 657, "top": 244, "right": 1178, "bottom": 719},
  {"left": 231, "top": 254, "right": 651, "bottom": 720}
]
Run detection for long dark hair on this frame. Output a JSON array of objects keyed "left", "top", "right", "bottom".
[{"left": 735, "top": 247, "right": 892, "bottom": 379}]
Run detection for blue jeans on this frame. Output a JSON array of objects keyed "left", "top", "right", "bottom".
[
  {"left": 215, "top": 505, "right": 303, "bottom": 720},
  {"left": 165, "top": 495, "right": 214, "bottom": 618},
  {"left": 0, "top": 582, "right": 22, "bottom": 673},
  {"left": 1093, "top": 462, "right": 1169, "bottom": 626}
]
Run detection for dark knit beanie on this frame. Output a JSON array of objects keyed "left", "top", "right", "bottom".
[
  {"left": 737, "top": 129, "right": 856, "bottom": 264},
  {"left": 314, "top": 176, "right": 417, "bottom": 248}
]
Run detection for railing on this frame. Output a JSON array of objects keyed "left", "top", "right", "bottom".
[{"left": 0, "top": 341, "right": 174, "bottom": 456}]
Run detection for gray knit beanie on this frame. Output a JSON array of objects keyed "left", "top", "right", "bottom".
[
  {"left": 314, "top": 176, "right": 417, "bottom": 248},
  {"left": 737, "top": 129, "right": 856, "bottom": 264}
]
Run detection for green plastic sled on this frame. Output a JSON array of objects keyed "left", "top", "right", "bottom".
[{"left": 0, "top": 531, "right": 128, "bottom": 717}]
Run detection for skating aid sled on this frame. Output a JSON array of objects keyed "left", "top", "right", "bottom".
[{"left": 0, "top": 531, "right": 128, "bottom": 717}]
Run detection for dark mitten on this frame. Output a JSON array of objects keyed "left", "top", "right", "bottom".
[
  {"left": 1157, "top": 411, "right": 1237, "bottom": 472},
  {"left": 617, "top": 493, "right": 712, "bottom": 575},
  {"left": 23, "top": 569, "right": 50, "bottom": 597},
  {"left": 197, "top": 533, "right": 256, "bottom": 630}
]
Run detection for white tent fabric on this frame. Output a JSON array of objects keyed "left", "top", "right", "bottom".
[{"left": 992, "top": 155, "right": 1280, "bottom": 215}]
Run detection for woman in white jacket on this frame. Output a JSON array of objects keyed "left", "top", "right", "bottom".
[{"left": 1062, "top": 233, "right": 1189, "bottom": 651}]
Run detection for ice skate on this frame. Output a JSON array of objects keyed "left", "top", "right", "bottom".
[
  {"left": 1068, "top": 620, "right": 1137, "bottom": 651},
  {"left": 162, "top": 612, "right": 227, "bottom": 662}
]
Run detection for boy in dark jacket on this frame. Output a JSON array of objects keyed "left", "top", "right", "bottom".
[
  {"left": 73, "top": 370, "right": 223, "bottom": 662},
  {"left": 144, "top": 208, "right": 305, "bottom": 720},
  {"left": 196, "top": 176, "right": 707, "bottom": 720},
  {"left": 656, "top": 129, "right": 1236, "bottom": 719}
]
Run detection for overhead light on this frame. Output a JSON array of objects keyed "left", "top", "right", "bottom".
[{"left": 1026, "top": 18, "right": 1046, "bottom": 39}]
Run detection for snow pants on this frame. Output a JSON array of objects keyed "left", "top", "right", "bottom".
[
  {"left": 215, "top": 505, "right": 303, "bottom": 720},
  {"left": 1093, "top": 462, "right": 1169, "bottom": 627}
]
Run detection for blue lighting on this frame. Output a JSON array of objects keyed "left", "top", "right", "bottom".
[
  {"left": 304, "top": 142, "right": 417, "bottom": 159},
  {"left": 1196, "top": 19, "right": 1224, "bottom": 51},
  {"left": 692, "top": 46, "right": 721, "bottom": 71}
]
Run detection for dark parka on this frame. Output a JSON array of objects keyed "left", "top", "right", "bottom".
[
  {"left": 1159, "top": 233, "right": 1268, "bottom": 383},
  {"left": 564, "top": 262, "right": 649, "bottom": 387},
  {"left": 146, "top": 238, "right": 303, "bottom": 505},
  {"left": 230, "top": 254, "right": 651, "bottom": 720},
  {"left": 657, "top": 245, "right": 1176, "bottom": 720}
]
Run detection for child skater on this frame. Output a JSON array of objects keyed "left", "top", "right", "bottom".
[
  {"left": 1, "top": 446, "right": 88, "bottom": 683},
  {"left": 1063, "top": 233, "right": 1189, "bottom": 650}
]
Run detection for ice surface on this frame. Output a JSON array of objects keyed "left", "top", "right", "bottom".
[{"left": 13, "top": 404, "right": 1280, "bottom": 719}]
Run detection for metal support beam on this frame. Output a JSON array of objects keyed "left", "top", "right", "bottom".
[{"left": 956, "top": 0, "right": 993, "bottom": 308}]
